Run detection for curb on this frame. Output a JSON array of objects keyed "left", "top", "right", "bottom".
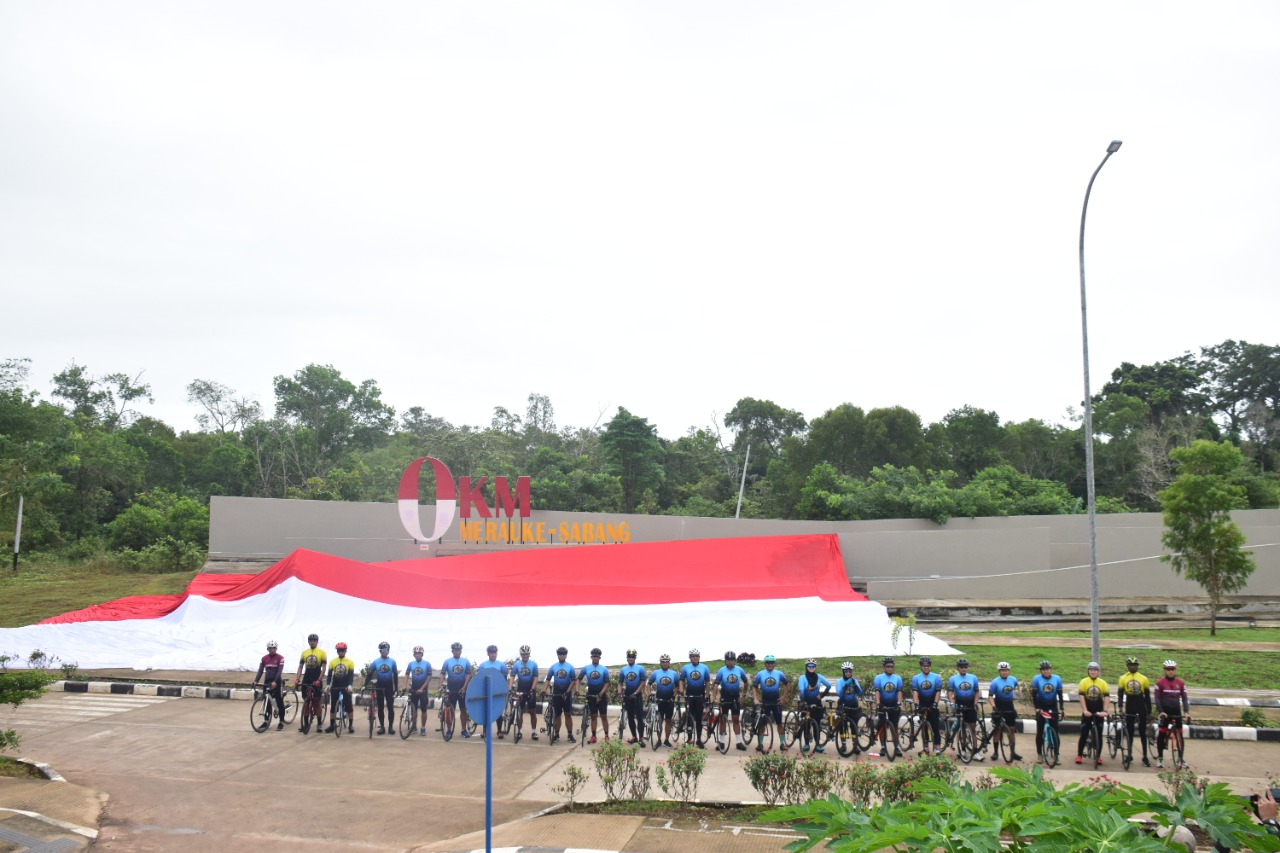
[{"left": 1017, "top": 718, "right": 1280, "bottom": 742}]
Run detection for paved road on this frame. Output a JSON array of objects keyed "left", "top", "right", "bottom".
[{"left": 6, "top": 692, "right": 1280, "bottom": 852}]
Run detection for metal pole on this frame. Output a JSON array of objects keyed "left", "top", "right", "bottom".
[
  {"left": 12, "top": 494, "right": 22, "bottom": 571},
  {"left": 734, "top": 444, "right": 751, "bottom": 520},
  {"left": 1079, "top": 140, "right": 1122, "bottom": 664},
  {"left": 485, "top": 678, "right": 493, "bottom": 853}
]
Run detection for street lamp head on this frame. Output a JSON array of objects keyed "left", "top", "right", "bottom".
[{"left": 1107, "top": 140, "right": 1123, "bottom": 153}]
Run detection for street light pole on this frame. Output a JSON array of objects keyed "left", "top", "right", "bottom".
[{"left": 1080, "top": 139, "right": 1122, "bottom": 664}]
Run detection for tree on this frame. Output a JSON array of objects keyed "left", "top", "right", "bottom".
[
  {"left": 51, "top": 363, "right": 153, "bottom": 430},
  {"left": 931, "top": 406, "right": 1005, "bottom": 480},
  {"left": 272, "top": 364, "right": 395, "bottom": 477},
  {"left": 724, "top": 397, "right": 807, "bottom": 477},
  {"left": 1, "top": 656, "right": 53, "bottom": 753},
  {"left": 600, "top": 407, "right": 664, "bottom": 513},
  {"left": 1159, "top": 440, "right": 1256, "bottom": 635},
  {"left": 1098, "top": 355, "right": 1210, "bottom": 425},
  {"left": 186, "top": 379, "right": 262, "bottom": 439}
]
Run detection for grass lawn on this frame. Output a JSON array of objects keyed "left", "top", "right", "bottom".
[
  {"left": 0, "top": 756, "right": 43, "bottom": 778},
  {"left": 946, "top": 627, "right": 1280, "bottom": 643},
  {"left": 0, "top": 559, "right": 195, "bottom": 629}
]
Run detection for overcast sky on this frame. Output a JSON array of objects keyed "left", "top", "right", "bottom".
[{"left": 4, "top": 2, "right": 1278, "bottom": 441}]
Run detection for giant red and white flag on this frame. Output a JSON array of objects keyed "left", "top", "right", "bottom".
[{"left": 0, "top": 534, "right": 957, "bottom": 670}]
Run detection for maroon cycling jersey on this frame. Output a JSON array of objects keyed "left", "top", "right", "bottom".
[
  {"left": 1153, "top": 675, "right": 1188, "bottom": 715},
  {"left": 257, "top": 652, "right": 286, "bottom": 683}
]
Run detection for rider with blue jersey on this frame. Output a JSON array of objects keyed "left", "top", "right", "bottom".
[
  {"left": 752, "top": 655, "right": 789, "bottom": 753},
  {"left": 947, "top": 658, "right": 983, "bottom": 762},
  {"left": 366, "top": 641, "right": 399, "bottom": 736},
  {"left": 679, "top": 649, "right": 712, "bottom": 748},
  {"left": 714, "top": 651, "right": 748, "bottom": 751},
  {"left": 796, "top": 658, "right": 833, "bottom": 753},
  {"left": 579, "top": 648, "right": 611, "bottom": 744},
  {"left": 404, "top": 645, "right": 433, "bottom": 737},
  {"left": 442, "top": 642, "right": 473, "bottom": 739},
  {"left": 511, "top": 644, "right": 541, "bottom": 741},
  {"left": 646, "top": 654, "right": 679, "bottom": 747},
  {"left": 987, "top": 662, "right": 1023, "bottom": 762},
  {"left": 1030, "top": 660, "right": 1065, "bottom": 758},
  {"left": 618, "top": 649, "right": 647, "bottom": 744},
  {"left": 834, "top": 662, "right": 864, "bottom": 756},
  {"left": 545, "top": 646, "right": 577, "bottom": 744},
  {"left": 872, "top": 657, "right": 905, "bottom": 759},
  {"left": 476, "top": 645, "right": 506, "bottom": 739},
  {"left": 911, "top": 657, "right": 944, "bottom": 755}
]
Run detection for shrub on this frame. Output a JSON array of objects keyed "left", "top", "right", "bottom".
[
  {"left": 877, "top": 751, "right": 960, "bottom": 804},
  {"left": 655, "top": 743, "right": 705, "bottom": 803},
  {"left": 591, "top": 738, "right": 650, "bottom": 801},
  {"left": 791, "top": 755, "right": 844, "bottom": 804},
  {"left": 844, "top": 762, "right": 880, "bottom": 809},
  {"left": 1, "top": 653, "right": 55, "bottom": 752},
  {"left": 114, "top": 537, "right": 206, "bottom": 573},
  {"left": 743, "top": 751, "right": 797, "bottom": 806},
  {"left": 1242, "top": 707, "right": 1278, "bottom": 728},
  {"left": 551, "top": 763, "right": 588, "bottom": 810}
]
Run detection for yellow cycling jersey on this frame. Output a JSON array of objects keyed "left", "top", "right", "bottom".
[
  {"left": 328, "top": 656, "right": 356, "bottom": 685},
  {"left": 1077, "top": 677, "right": 1110, "bottom": 712},
  {"left": 1120, "top": 672, "right": 1150, "bottom": 696},
  {"left": 300, "top": 647, "right": 328, "bottom": 673}
]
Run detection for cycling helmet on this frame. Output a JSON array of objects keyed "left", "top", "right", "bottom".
[
  {"left": 413, "top": 645, "right": 424, "bottom": 654},
  {"left": 805, "top": 658, "right": 817, "bottom": 667},
  {"left": 1126, "top": 656, "right": 1140, "bottom": 666},
  {"left": 956, "top": 658, "right": 969, "bottom": 667},
  {"left": 590, "top": 647, "right": 602, "bottom": 656},
  {"left": 689, "top": 648, "right": 700, "bottom": 657},
  {"left": 841, "top": 661, "right": 853, "bottom": 671},
  {"left": 997, "top": 661, "right": 1010, "bottom": 670},
  {"left": 919, "top": 657, "right": 932, "bottom": 666},
  {"left": 379, "top": 641, "right": 390, "bottom": 652},
  {"left": 335, "top": 642, "right": 347, "bottom": 651},
  {"left": 451, "top": 642, "right": 463, "bottom": 650},
  {"left": 725, "top": 651, "right": 736, "bottom": 660},
  {"left": 1039, "top": 660, "right": 1052, "bottom": 670},
  {"left": 1163, "top": 660, "right": 1177, "bottom": 668},
  {"left": 763, "top": 654, "right": 776, "bottom": 663},
  {"left": 556, "top": 646, "right": 568, "bottom": 655},
  {"left": 487, "top": 644, "right": 498, "bottom": 653},
  {"left": 626, "top": 648, "right": 637, "bottom": 658},
  {"left": 882, "top": 657, "right": 895, "bottom": 666},
  {"left": 520, "top": 644, "right": 531, "bottom": 654},
  {"left": 266, "top": 640, "right": 278, "bottom": 649},
  {"left": 308, "top": 633, "right": 319, "bottom": 642},
  {"left": 1087, "top": 661, "right": 1100, "bottom": 670},
  {"left": 660, "top": 653, "right": 671, "bottom": 662}
]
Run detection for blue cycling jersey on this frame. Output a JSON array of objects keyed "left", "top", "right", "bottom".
[
  {"left": 912, "top": 672, "right": 944, "bottom": 704},
  {"left": 948, "top": 672, "right": 980, "bottom": 705},
  {"left": 619, "top": 663, "right": 647, "bottom": 695},
  {"left": 797, "top": 673, "right": 832, "bottom": 703},
  {"left": 514, "top": 660, "right": 539, "bottom": 690},
  {"left": 442, "top": 656, "right": 471, "bottom": 687},
  {"left": 988, "top": 675, "right": 1018, "bottom": 709},
  {"left": 715, "top": 665, "right": 747, "bottom": 697},
  {"left": 753, "top": 668, "right": 788, "bottom": 702},
  {"left": 405, "top": 659, "right": 432, "bottom": 688},
  {"left": 834, "top": 676, "right": 863, "bottom": 707},
  {"left": 680, "top": 662, "right": 712, "bottom": 695},
  {"left": 873, "top": 673, "right": 904, "bottom": 705},
  {"left": 1031, "top": 673, "right": 1064, "bottom": 709},
  {"left": 369, "top": 655, "right": 398, "bottom": 684},
  {"left": 546, "top": 661, "right": 576, "bottom": 693},
  {"left": 579, "top": 663, "right": 610, "bottom": 695},
  {"left": 648, "top": 667, "right": 678, "bottom": 698}
]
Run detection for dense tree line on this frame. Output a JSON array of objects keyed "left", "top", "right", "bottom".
[{"left": 2, "top": 340, "right": 1278, "bottom": 566}]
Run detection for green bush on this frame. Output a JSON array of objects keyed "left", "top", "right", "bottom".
[
  {"left": 1241, "top": 707, "right": 1278, "bottom": 728},
  {"left": 114, "top": 537, "right": 206, "bottom": 573},
  {"left": 107, "top": 489, "right": 209, "bottom": 551},
  {"left": 877, "top": 752, "right": 961, "bottom": 804},
  {"left": 792, "top": 755, "right": 845, "bottom": 804},
  {"left": 0, "top": 653, "right": 55, "bottom": 753},
  {"left": 590, "top": 738, "right": 651, "bottom": 801},
  {"left": 655, "top": 743, "right": 706, "bottom": 803},
  {"left": 743, "top": 751, "right": 797, "bottom": 806}
]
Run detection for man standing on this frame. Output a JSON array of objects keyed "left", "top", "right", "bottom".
[
  {"left": 1031, "top": 660, "right": 1064, "bottom": 759},
  {"left": 834, "top": 663, "right": 864, "bottom": 756},
  {"left": 911, "top": 657, "right": 943, "bottom": 755},
  {"left": 1117, "top": 656, "right": 1153, "bottom": 767},
  {"left": 873, "top": 657, "right": 905, "bottom": 760},
  {"left": 646, "top": 654, "right": 679, "bottom": 748},
  {"left": 751, "top": 655, "right": 788, "bottom": 753},
  {"left": 1075, "top": 661, "right": 1109, "bottom": 766},
  {"left": 714, "top": 651, "right": 748, "bottom": 751},
  {"left": 679, "top": 649, "right": 712, "bottom": 748},
  {"left": 579, "top": 648, "right": 611, "bottom": 744},
  {"left": 441, "top": 642, "right": 473, "bottom": 739},
  {"left": 946, "top": 658, "right": 982, "bottom": 762},
  {"left": 545, "top": 646, "right": 578, "bottom": 744},
  {"left": 987, "top": 662, "right": 1022, "bottom": 762},
  {"left": 253, "top": 640, "right": 286, "bottom": 731},
  {"left": 1153, "top": 660, "right": 1190, "bottom": 770},
  {"left": 367, "top": 641, "right": 399, "bottom": 736},
  {"left": 295, "top": 633, "right": 327, "bottom": 734},
  {"left": 511, "top": 645, "right": 541, "bottom": 741},
  {"left": 324, "top": 641, "right": 356, "bottom": 734},
  {"left": 404, "top": 645, "right": 433, "bottom": 737},
  {"left": 796, "top": 659, "right": 832, "bottom": 753},
  {"left": 618, "top": 649, "right": 647, "bottom": 745}
]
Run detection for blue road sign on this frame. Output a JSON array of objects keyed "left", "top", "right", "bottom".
[{"left": 465, "top": 667, "right": 509, "bottom": 726}]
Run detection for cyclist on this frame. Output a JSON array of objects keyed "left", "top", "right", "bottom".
[
  {"left": 751, "top": 654, "right": 789, "bottom": 753},
  {"left": 946, "top": 658, "right": 982, "bottom": 761},
  {"left": 324, "top": 642, "right": 356, "bottom": 734},
  {"left": 679, "top": 649, "right": 712, "bottom": 748},
  {"left": 441, "top": 642, "right": 474, "bottom": 739},
  {"left": 511, "top": 645, "right": 541, "bottom": 741},
  {"left": 579, "top": 648, "right": 611, "bottom": 744},
  {"left": 545, "top": 646, "right": 578, "bottom": 744},
  {"left": 646, "top": 653, "right": 679, "bottom": 748},
  {"left": 295, "top": 633, "right": 327, "bottom": 733},
  {"left": 1075, "top": 661, "right": 1109, "bottom": 766},
  {"left": 1153, "top": 659, "right": 1190, "bottom": 770},
  {"left": 834, "top": 662, "right": 864, "bottom": 756},
  {"left": 796, "top": 658, "right": 832, "bottom": 753},
  {"left": 987, "top": 661, "right": 1023, "bottom": 762},
  {"left": 619, "top": 649, "right": 647, "bottom": 744},
  {"left": 872, "top": 657, "right": 905, "bottom": 760},
  {"left": 404, "top": 645, "right": 434, "bottom": 737},
  {"left": 1116, "top": 656, "right": 1152, "bottom": 767},
  {"left": 911, "top": 657, "right": 943, "bottom": 755},
  {"left": 1031, "top": 660, "right": 1064, "bottom": 759},
  {"left": 252, "top": 640, "right": 286, "bottom": 731},
  {"left": 713, "top": 651, "right": 748, "bottom": 751},
  {"left": 367, "top": 641, "right": 399, "bottom": 736},
  {"left": 475, "top": 644, "right": 506, "bottom": 739}
]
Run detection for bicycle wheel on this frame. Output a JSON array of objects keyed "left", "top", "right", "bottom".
[
  {"left": 250, "top": 694, "right": 271, "bottom": 733},
  {"left": 368, "top": 698, "right": 376, "bottom": 739},
  {"left": 1087, "top": 723, "right": 1101, "bottom": 764},
  {"left": 1169, "top": 729, "right": 1184, "bottom": 769},
  {"left": 836, "top": 716, "right": 858, "bottom": 757},
  {"left": 754, "top": 713, "right": 776, "bottom": 753},
  {"left": 856, "top": 714, "right": 876, "bottom": 752},
  {"left": 513, "top": 707, "right": 524, "bottom": 744},
  {"left": 993, "top": 724, "right": 1010, "bottom": 763},
  {"left": 334, "top": 702, "right": 343, "bottom": 739},
  {"left": 1120, "top": 724, "right": 1133, "bottom": 770},
  {"left": 1042, "top": 724, "right": 1058, "bottom": 768},
  {"left": 283, "top": 690, "right": 299, "bottom": 724},
  {"left": 956, "top": 725, "right": 974, "bottom": 764},
  {"left": 647, "top": 704, "right": 663, "bottom": 751},
  {"left": 578, "top": 705, "right": 589, "bottom": 747},
  {"left": 779, "top": 710, "right": 800, "bottom": 749},
  {"left": 884, "top": 721, "right": 901, "bottom": 761},
  {"left": 900, "top": 714, "right": 919, "bottom": 752},
  {"left": 543, "top": 700, "right": 555, "bottom": 744},
  {"left": 400, "top": 699, "right": 413, "bottom": 740},
  {"left": 1107, "top": 721, "right": 1120, "bottom": 758},
  {"left": 443, "top": 703, "right": 457, "bottom": 742},
  {"left": 799, "top": 718, "right": 820, "bottom": 752}
]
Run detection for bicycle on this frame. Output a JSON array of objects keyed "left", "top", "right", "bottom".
[
  {"left": 1157, "top": 713, "right": 1189, "bottom": 769},
  {"left": 704, "top": 700, "right": 729, "bottom": 754},
  {"left": 741, "top": 701, "right": 777, "bottom": 753},
  {"left": 330, "top": 686, "right": 350, "bottom": 738},
  {"left": 363, "top": 684, "right": 380, "bottom": 739},
  {"left": 1082, "top": 711, "right": 1107, "bottom": 767},
  {"left": 645, "top": 696, "right": 665, "bottom": 751},
  {"left": 250, "top": 684, "right": 297, "bottom": 733},
  {"left": 859, "top": 703, "right": 904, "bottom": 761},
  {"left": 1038, "top": 709, "right": 1060, "bottom": 768},
  {"left": 952, "top": 703, "right": 989, "bottom": 765},
  {"left": 792, "top": 700, "right": 825, "bottom": 753},
  {"left": 617, "top": 689, "right": 645, "bottom": 744},
  {"left": 833, "top": 705, "right": 862, "bottom": 757},
  {"left": 497, "top": 689, "right": 519, "bottom": 741},
  {"left": 577, "top": 691, "right": 592, "bottom": 747},
  {"left": 298, "top": 680, "right": 326, "bottom": 734},
  {"left": 976, "top": 707, "right": 1018, "bottom": 763},
  {"left": 438, "top": 685, "right": 456, "bottom": 741},
  {"left": 903, "top": 701, "right": 941, "bottom": 756},
  {"left": 1106, "top": 707, "right": 1134, "bottom": 770},
  {"left": 400, "top": 689, "right": 420, "bottom": 740}
]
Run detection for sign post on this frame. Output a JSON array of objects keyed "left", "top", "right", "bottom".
[{"left": 465, "top": 667, "right": 509, "bottom": 853}]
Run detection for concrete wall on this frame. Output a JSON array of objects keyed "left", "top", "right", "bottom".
[{"left": 209, "top": 496, "right": 1280, "bottom": 600}]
